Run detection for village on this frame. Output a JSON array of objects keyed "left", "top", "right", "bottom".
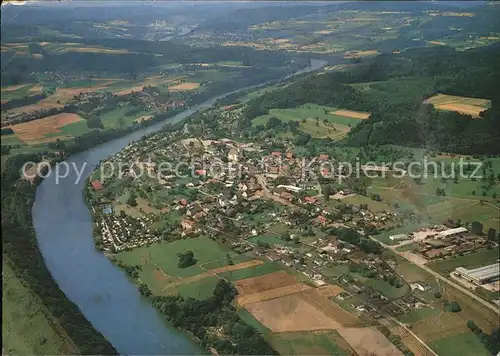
[{"left": 85, "top": 104, "right": 499, "bottom": 328}]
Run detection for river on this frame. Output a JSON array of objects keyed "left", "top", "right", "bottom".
[{"left": 32, "top": 59, "right": 327, "bottom": 355}]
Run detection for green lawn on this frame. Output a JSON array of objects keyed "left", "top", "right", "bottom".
[
  {"left": 427, "top": 249, "right": 500, "bottom": 275},
  {"left": 2, "top": 261, "right": 77, "bottom": 355},
  {"left": 430, "top": 331, "right": 491, "bottom": 356},
  {"left": 248, "top": 234, "right": 290, "bottom": 246},
  {"left": 219, "top": 263, "right": 282, "bottom": 281},
  {"left": 398, "top": 307, "right": 441, "bottom": 323},
  {"left": 269, "top": 330, "right": 350, "bottom": 356},
  {"left": 59, "top": 120, "right": 93, "bottom": 136},
  {"left": 176, "top": 276, "right": 221, "bottom": 300},
  {"left": 99, "top": 105, "right": 152, "bottom": 129},
  {"left": 116, "top": 237, "right": 237, "bottom": 278},
  {"left": 342, "top": 194, "right": 391, "bottom": 212}
]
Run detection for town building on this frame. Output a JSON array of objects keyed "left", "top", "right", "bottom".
[{"left": 454, "top": 264, "right": 500, "bottom": 285}]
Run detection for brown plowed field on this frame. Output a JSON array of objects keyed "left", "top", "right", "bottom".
[
  {"left": 245, "top": 293, "right": 343, "bottom": 332},
  {"left": 234, "top": 270, "right": 298, "bottom": 295},
  {"left": 338, "top": 327, "right": 404, "bottom": 356},
  {"left": 237, "top": 283, "right": 312, "bottom": 306},
  {"left": 298, "top": 289, "right": 359, "bottom": 327},
  {"left": 8, "top": 113, "right": 82, "bottom": 143}
]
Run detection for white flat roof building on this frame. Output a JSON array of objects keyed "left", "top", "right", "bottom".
[
  {"left": 390, "top": 234, "right": 409, "bottom": 241},
  {"left": 438, "top": 227, "right": 468, "bottom": 238},
  {"left": 454, "top": 263, "right": 500, "bottom": 285}
]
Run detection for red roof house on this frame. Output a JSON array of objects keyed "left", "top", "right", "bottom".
[
  {"left": 304, "top": 196, "right": 318, "bottom": 204},
  {"left": 91, "top": 180, "right": 103, "bottom": 190}
]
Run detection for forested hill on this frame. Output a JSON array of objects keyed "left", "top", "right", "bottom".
[{"left": 242, "top": 44, "right": 500, "bottom": 155}]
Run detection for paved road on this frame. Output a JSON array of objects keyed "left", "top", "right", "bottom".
[{"left": 372, "top": 236, "right": 500, "bottom": 314}]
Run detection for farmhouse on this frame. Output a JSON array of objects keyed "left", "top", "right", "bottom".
[{"left": 454, "top": 264, "right": 500, "bottom": 285}]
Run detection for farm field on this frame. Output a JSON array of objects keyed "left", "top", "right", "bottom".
[
  {"left": 230, "top": 270, "right": 404, "bottom": 355},
  {"left": 398, "top": 307, "right": 441, "bottom": 323},
  {"left": 425, "top": 94, "right": 491, "bottom": 118},
  {"left": 1, "top": 83, "right": 43, "bottom": 101},
  {"left": 427, "top": 249, "right": 500, "bottom": 275},
  {"left": 429, "top": 331, "right": 491, "bottom": 356},
  {"left": 409, "top": 284, "right": 499, "bottom": 343},
  {"left": 2, "top": 260, "right": 77, "bottom": 355},
  {"left": 337, "top": 327, "right": 403, "bottom": 356},
  {"left": 237, "top": 310, "right": 354, "bottom": 355},
  {"left": 6, "top": 113, "right": 83, "bottom": 144}
]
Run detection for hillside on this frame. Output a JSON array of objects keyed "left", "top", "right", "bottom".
[{"left": 241, "top": 44, "right": 500, "bottom": 154}]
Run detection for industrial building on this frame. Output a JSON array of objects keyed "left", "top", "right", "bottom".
[
  {"left": 438, "top": 227, "right": 468, "bottom": 238},
  {"left": 454, "top": 263, "right": 500, "bottom": 285}
]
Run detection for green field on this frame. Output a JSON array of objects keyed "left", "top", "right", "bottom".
[
  {"left": 2, "top": 261, "right": 77, "bottom": 355},
  {"left": 116, "top": 236, "right": 237, "bottom": 278},
  {"left": 269, "top": 330, "right": 351, "bottom": 355},
  {"left": 99, "top": 105, "right": 152, "bottom": 129},
  {"left": 427, "top": 249, "right": 500, "bottom": 275},
  {"left": 342, "top": 194, "right": 391, "bottom": 212},
  {"left": 398, "top": 307, "right": 441, "bottom": 323},
  {"left": 430, "top": 331, "right": 491, "bottom": 356},
  {"left": 59, "top": 120, "right": 93, "bottom": 136},
  {"left": 248, "top": 234, "right": 290, "bottom": 246},
  {"left": 176, "top": 276, "right": 221, "bottom": 300},
  {"left": 1, "top": 83, "right": 42, "bottom": 101},
  {"left": 253, "top": 103, "right": 363, "bottom": 126}
]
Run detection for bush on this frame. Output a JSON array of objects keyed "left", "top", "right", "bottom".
[{"left": 177, "top": 250, "right": 197, "bottom": 268}]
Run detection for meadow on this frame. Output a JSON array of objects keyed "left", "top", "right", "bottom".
[
  {"left": 429, "top": 332, "right": 491, "bottom": 356},
  {"left": 252, "top": 103, "right": 368, "bottom": 140},
  {"left": 2, "top": 260, "right": 77, "bottom": 355}
]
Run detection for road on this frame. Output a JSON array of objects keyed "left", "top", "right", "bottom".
[{"left": 371, "top": 236, "right": 500, "bottom": 314}]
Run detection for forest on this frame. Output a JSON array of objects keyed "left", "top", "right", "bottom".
[{"left": 241, "top": 45, "right": 500, "bottom": 155}]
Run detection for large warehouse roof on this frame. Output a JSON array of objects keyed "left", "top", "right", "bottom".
[{"left": 455, "top": 264, "right": 500, "bottom": 280}]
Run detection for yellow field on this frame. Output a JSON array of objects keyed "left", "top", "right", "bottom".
[
  {"left": 330, "top": 109, "right": 371, "bottom": 120},
  {"left": 344, "top": 50, "right": 379, "bottom": 59},
  {"left": 425, "top": 94, "right": 491, "bottom": 118},
  {"left": 168, "top": 82, "right": 200, "bottom": 92}
]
